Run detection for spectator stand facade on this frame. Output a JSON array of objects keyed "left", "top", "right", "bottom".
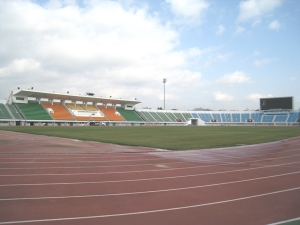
[{"left": 0, "top": 89, "right": 299, "bottom": 127}]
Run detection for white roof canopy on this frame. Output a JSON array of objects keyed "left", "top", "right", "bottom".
[{"left": 13, "top": 89, "right": 141, "bottom": 106}]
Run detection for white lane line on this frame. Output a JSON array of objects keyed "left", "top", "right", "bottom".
[
  {"left": 0, "top": 170, "right": 300, "bottom": 201},
  {"left": 0, "top": 161, "right": 187, "bottom": 171},
  {"left": 0, "top": 187, "right": 299, "bottom": 224},
  {"left": 0, "top": 157, "right": 176, "bottom": 164},
  {"left": 1, "top": 152, "right": 300, "bottom": 178},
  {"left": 268, "top": 217, "right": 300, "bottom": 225},
  {"left": 0, "top": 156, "right": 161, "bottom": 163},
  {"left": 1, "top": 137, "right": 300, "bottom": 162},
  {"left": 1, "top": 149, "right": 300, "bottom": 171},
  {"left": 0, "top": 154, "right": 153, "bottom": 160},
  {"left": 0, "top": 161, "right": 299, "bottom": 187},
  {"left": 1, "top": 144, "right": 299, "bottom": 164},
  {"left": 155, "top": 143, "right": 300, "bottom": 157}
]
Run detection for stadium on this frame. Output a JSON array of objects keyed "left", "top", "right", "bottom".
[
  {"left": 0, "top": 88, "right": 299, "bottom": 127},
  {"left": 1, "top": 88, "right": 300, "bottom": 225}
]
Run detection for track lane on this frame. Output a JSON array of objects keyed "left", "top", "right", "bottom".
[{"left": 0, "top": 131, "right": 299, "bottom": 225}]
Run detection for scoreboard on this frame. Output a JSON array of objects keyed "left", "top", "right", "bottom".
[{"left": 260, "top": 97, "right": 293, "bottom": 110}]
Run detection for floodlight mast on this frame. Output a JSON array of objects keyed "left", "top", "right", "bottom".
[{"left": 163, "top": 78, "right": 167, "bottom": 110}]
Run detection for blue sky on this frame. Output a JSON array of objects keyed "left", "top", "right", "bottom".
[{"left": 0, "top": 0, "right": 299, "bottom": 110}]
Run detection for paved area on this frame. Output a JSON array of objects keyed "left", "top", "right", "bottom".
[{"left": 0, "top": 130, "right": 299, "bottom": 225}]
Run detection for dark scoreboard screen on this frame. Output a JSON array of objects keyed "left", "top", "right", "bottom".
[{"left": 260, "top": 97, "right": 293, "bottom": 110}]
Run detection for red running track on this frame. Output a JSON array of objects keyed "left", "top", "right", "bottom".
[{"left": 0, "top": 130, "right": 299, "bottom": 225}]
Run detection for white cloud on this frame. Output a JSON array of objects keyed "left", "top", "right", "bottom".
[
  {"left": 248, "top": 93, "right": 273, "bottom": 101},
  {"left": 254, "top": 58, "right": 276, "bottom": 66},
  {"left": 0, "top": 58, "right": 40, "bottom": 74},
  {"left": 0, "top": 0, "right": 204, "bottom": 101},
  {"left": 253, "top": 49, "right": 260, "bottom": 56},
  {"left": 214, "top": 91, "right": 234, "bottom": 102},
  {"left": 166, "top": 0, "right": 209, "bottom": 25},
  {"left": 269, "top": 20, "right": 281, "bottom": 30},
  {"left": 237, "top": 0, "right": 283, "bottom": 23},
  {"left": 216, "top": 25, "right": 225, "bottom": 36},
  {"left": 216, "top": 53, "right": 231, "bottom": 62},
  {"left": 216, "top": 71, "right": 251, "bottom": 84},
  {"left": 234, "top": 26, "right": 245, "bottom": 35},
  {"left": 289, "top": 76, "right": 297, "bottom": 81}
]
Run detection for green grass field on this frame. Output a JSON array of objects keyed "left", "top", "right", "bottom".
[{"left": 1, "top": 126, "right": 299, "bottom": 150}]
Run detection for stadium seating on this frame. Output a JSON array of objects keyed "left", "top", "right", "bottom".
[
  {"left": 6, "top": 104, "right": 22, "bottom": 119},
  {"left": 98, "top": 106, "right": 125, "bottom": 121},
  {"left": 241, "top": 113, "right": 250, "bottom": 122},
  {"left": 149, "top": 111, "right": 165, "bottom": 122},
  {"left": 198, "top": 113, "right": 212, "bottom": 122},
  {"left": 274, "top": 115, "right": 288, "bottom": 122},
  {"left": 136, "top": 111, "right": 156, "bottom": 122},
  {"left": 16, "top": 101, "right": 52, "bottom": 120},
  {"left": 2, "top": 99, "right": 300, "bottom": 125},
  {"left": 65, "top": 103, "right": 85, "bottom": 110},
  {"left": 287, "top": 113, "right": 300, "bottom": 122},
  {"left": 116, "top": 107, "right": 143, "bottom": 122},
  {"left": 262, "top": 115, "right": 274, "bottom": 123},
  {"left": 164, "top": 112, "right": 178, "bottom": 122},
  {"left": 232, "top": 113, "right": 241, "bottom": 122},
  {"left": 0, "top": 104, "right": 12, "bottom": 119},
  {"left": 42, "top": 102, "right": 74, "bottom": 120},
  {"left": 221, "top": 113, "right": 231, "bottom": 122},
  {"left": 251, "top": 113, "right": 263, "bottom": 122},
  {"left": 191, "top": 113, "right": 199, "bottom": 119},
  {"left": 64, "top": 103, "right": 107, "bottom": 121},
  {"left": 81, "top": 104, "right": 98, "bottom": 111},
  {"left": 173, "top": 112, "right": 186, "bottom": 122},
  {"left": 182, "top": 113, "right": 193, "bottom": 121},
  {"left": 157, "top": 112, "right": 173, "bottom": 122},
  {"left": 212, "top": 113, "right": 222, "bottom": 122}
]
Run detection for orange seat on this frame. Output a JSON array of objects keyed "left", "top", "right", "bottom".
[
  {"left": 42, "top": 102, "right": 74, "bottom": 120},
  {"left": 98, "top": 106, "right": 125, "bottom": 121}
]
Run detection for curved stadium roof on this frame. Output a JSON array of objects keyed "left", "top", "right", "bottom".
[{"left": 12, "top": 89, "right": 141, "bottom": 106}]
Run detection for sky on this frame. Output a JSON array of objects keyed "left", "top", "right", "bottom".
[{"left": 0, "top": 0, "right": 299, "bottom": 111}]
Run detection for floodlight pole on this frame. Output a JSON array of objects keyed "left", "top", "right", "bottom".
[{"left": 163, "top": 78, "right": 167, "bottom": 110}]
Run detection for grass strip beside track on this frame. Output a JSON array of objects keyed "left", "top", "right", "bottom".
[{"left": 0, "top": 126, "right": 299, "bottom": 150}]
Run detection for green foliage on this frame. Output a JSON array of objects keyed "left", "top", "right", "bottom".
[{"left": 0, "top": 126, "right": 299, "bottom": 150}]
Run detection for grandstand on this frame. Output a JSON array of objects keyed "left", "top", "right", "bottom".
[{"left": 0, "top": 89, "right": 299, "bottom": 126}]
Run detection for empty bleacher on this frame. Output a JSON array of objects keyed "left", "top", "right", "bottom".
[
  {"left": 241, "top": 113, "right": 250, "bottom": 122},
  {"left": 116, "top": 107, "right": 143, "bottom": 122},
  {"left": 65, "top": 103, "right": 85, "bottom": 110},
  {"left": 136, "top": 111, "right": 156, "bottom": 122},
  {"left": 191, "top": 113, "right": 199, "bottom": 119},
  {"left": 82, "top": 104, "right": 98, "bottom": 111},
  {"left": 98, "top": 106, "right": 125, "bottom": 121},
  {"left": 2, "top": 98, "right": 300, "bottom": 126},
  {"left": 198, "top": 113, "right": 212, "bottom": 122},
  {"left": 173, "top": 112, "right": 186, "bottom": 122},
  {"left": 221, "top": 113, "right": 231, "bottom": 122},
  {"left": 16, "top": 101, "right": 52, "bottom": 120},
  {"left": 182, "top": 112, "right": 192, "bottom": 121},
  {"left": 262, "top": 115, "right": 274, "bottom": 123},
  {"left": 148, "top": 111, "right": 164, "bottom": 122},
  {"left": 251, "top": 113, "right": 262, "bottom": 122},
  {"left": 42, "top": 102, "right": 74, "bottom": 120},
  {"left": 0, "top": 104, "right": 12, "bottom": 119},
  {"left": 6, "top": 104, "right": 22, "bottom": 119},
  {"left": 211, "top": 113, "right": 222, "bottom": 122},
  {"left": 287, "top": 113, "right": 300, "bottom": 122},
  {"left": 274, "top": 115, "right": 288, "bottom": 122},
  {"left": 232, "top": 113, "right": 240, "bottom": 122},
  {"left": 157, "top": 112, "right": 173, "bottom": 122},
  {"left": 65, "top": 103, "right": 107, "bottom": 121},
  {"left": 164, "top": 112, "right": 178, "bottom": 122}
]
